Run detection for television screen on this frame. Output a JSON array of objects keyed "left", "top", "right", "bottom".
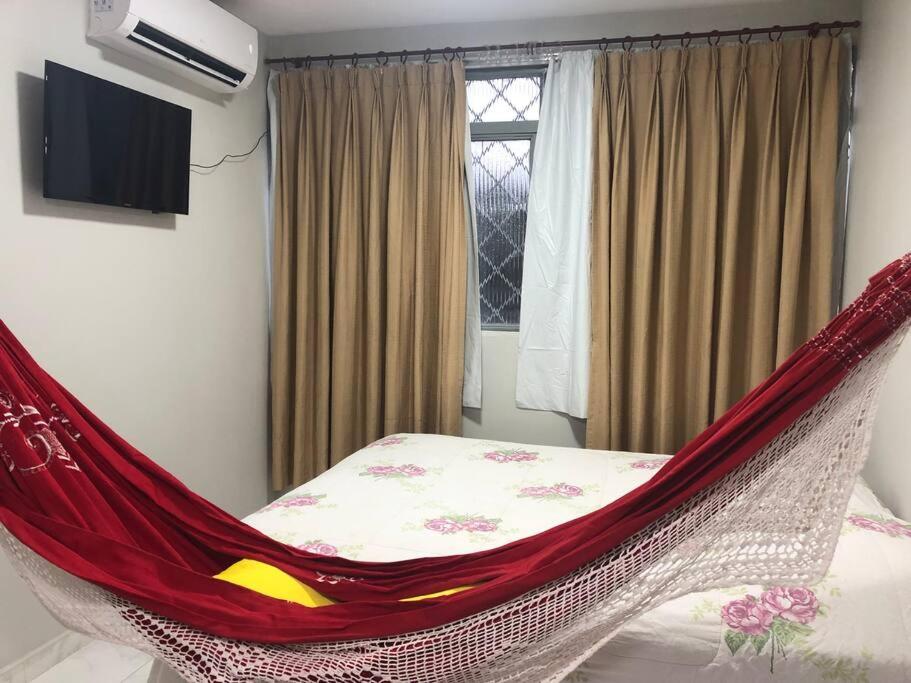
[{"left": 43, "top": 61, "right": 192, "bottom": 215}]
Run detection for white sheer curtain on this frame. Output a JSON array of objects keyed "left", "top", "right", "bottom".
[
  {"left": 463, "top": 102, "right": 483, "bottom": 409},
  {"left": 515, "top": 51, "right": 594, "bottom": 418}
]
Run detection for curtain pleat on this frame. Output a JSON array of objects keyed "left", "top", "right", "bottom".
[
  {"left": 655, "top": 48, "right": 688, "bottom": 449},
  {"left": 588, "top": 37, "right": 841, "bottom": 454},
  {"left": 271, "top": 64, "right": 467, "bottom": 490}
]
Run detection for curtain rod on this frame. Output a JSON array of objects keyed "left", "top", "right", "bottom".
[{"left": 265, "top": 20, "right": 859, "bottom": 68}]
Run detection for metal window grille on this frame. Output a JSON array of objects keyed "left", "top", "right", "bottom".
[{"left": 467, "top": 68, "right": 544, "bottom": 329}]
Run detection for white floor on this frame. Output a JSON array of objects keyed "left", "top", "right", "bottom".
[{"left": 33, "top": 641, "right": 151, "bottom": 683}]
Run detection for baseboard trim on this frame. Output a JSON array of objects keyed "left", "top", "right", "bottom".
[{"left": 0, "top": 631, "right": 91, "bottom": 683}]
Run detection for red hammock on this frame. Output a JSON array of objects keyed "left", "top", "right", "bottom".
[{"left": 1, "top": 255, "right": 909, "bottom": 645}]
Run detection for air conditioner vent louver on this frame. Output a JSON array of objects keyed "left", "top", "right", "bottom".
[
  {"left": 88, "top": 0, "right": 257, "bottom": 94},
  {"left": 128, "top": 21, "right": 244, "bottom": 88}
]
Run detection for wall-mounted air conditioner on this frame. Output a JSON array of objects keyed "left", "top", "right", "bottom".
[{"left": 88, "top": 0, "right": 258, "bottom": 93}]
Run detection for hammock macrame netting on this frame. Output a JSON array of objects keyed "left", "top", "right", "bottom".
[{"left": 1, "top": 255, "right": 910, "bottom": 683}]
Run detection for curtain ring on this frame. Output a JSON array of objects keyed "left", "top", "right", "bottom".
[
  {"left": 400, "top": 49, "right": 409, "bottom": 64},
  {"left": 305, "top": 57, "right": 313, "bottom": 69},
  {"left": 457, "top": 46, "right": 467, "bottom": 61},
  {"left": 768, "top": 25, "right": 783, "bottom": 42},
  {"left": 808, "top": 22, "right": 821, "bottom": 38},
  {"left": 351, "top": 53, "right": 359, "bottom": 67},
  {"left": 423, "top": 48, "right": 433, "bottom": 63},
  {"left": 708, "top": 30, "right": 721, "bottom": 46},
  {"left": 291, "top": 57, "right": 301, "bottom": 69},
  {"left": 622, "top": 35, "right": 634, "bottom": 52},
  {"left": 327, "top": 54, "right": 335, "bottom": 68},
  {"left": 598, "top": 37, "right": 609, "bottom": 52},
  {"left": 828, "top": 25, "right": 844, "bottom": 38},
  {"left": 650, "top": 33, "right": 663, "bottom": 50},
  {"left": 680, "top": 32, "right": 692, "bottom": 48},
  {"left": 738, "top": 28, "right": 752, "bottom": 44},
  {"left": 376, "top": 51, "right": 389, "bottom": 66},
  {"left": 442, "top": 46, "right": 455, "bottom": 62}
]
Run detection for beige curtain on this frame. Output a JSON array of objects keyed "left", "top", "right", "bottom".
[
  {"left": 271, "top": 63, "right": 467, "bottom": 490},
  {"left": 587, "top": 37, "right": 842, "bottom": 454}
]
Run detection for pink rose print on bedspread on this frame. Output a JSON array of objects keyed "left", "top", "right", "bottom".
[
  {"left": 366, "top": 436, "right": 407, "bottom": 448},
  {"left": 761, "top": 586, "right": 819, "bottom": 624},
  {"left": 361, "top": 464, "right": 427, "bottom": 479},
  {"left": 267, "top": 494, "right": 325, "bottom": 510},
  {"left": 518, "top": 483, "right": 584, "bottom": 500},
  {"left": 630, "top": 459, "right": 668, "bottom": 470},
  {"left": 365, "top": 465, "right": 399, "bottom": 476},
  {"left": 886, "top": 520, "right": 911, "bottom": 538},
  {"left": 519, "top": 486, "right": 554, "bottom": 497},
  {"left": 397, "top": 464, "right": 426, "bottom": 477},
  {"left": 848, "top": 514, "right": 911, "bottom": 538},
  {"left": 552, "top": 483, "right": 583, "bottom": 497},
  {"left": 721, "top": 587, "right": 822, "bottom": 673},
  {"left": 463, "top": 518, "right": 498, "bottom": 533},
  {"left": 425, "top": 518, "right": 462, "bottom": 534},
  {"left": 424, "top": 516, "right": 500, "bottom": 535},
  {"left": 297, "top": 541, "right": 339, "bottom": 557},
  {"left": 721, "top": 595, "right": 773, "bottom": 636},
  {"left": 483, "top": 449, "right": 539, "bottom": 463}
]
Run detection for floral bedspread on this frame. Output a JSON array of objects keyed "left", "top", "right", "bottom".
[{"left": 244, "top": 434, "right": 911, "bottom": 683}]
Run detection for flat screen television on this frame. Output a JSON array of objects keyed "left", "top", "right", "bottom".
[{"left": 43, "top": 61, "right": 192, "bottom": 215}]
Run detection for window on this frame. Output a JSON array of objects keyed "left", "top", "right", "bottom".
[{"left": 467, "top": 68, "right": 544, "bottom": 329}]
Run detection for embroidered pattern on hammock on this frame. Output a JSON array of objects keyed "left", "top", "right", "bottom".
[{"left": 0, "top": 399, "right": 81, "bottom": 476}]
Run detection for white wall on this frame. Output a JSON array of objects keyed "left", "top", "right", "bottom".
[
  {"left": 0, "top": 0, "right": 269, "bottom": 670},
  {"left": 266, "top": 0, "right": 860, "bottom": 58},
  {"left": 844, "top": 0, "right": 911, "bottom": 519},
  {"left": 267, "top": 0, "right": 861, "bottom": 451},
  {"left": 462, "top": 332, "right": 586, "bottom": 446}
]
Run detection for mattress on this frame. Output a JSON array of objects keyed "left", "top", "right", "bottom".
[{"left": 242, "top": 434, "right": 911, "bottom": 683}]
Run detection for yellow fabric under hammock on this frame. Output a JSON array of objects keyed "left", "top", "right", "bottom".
[{"left": 215, "top": 559, "right": 472, "bottom": 607}]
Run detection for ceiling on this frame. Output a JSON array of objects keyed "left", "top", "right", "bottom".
[{"left": 216, "top": 0, "right": 774, "bottom": 37}]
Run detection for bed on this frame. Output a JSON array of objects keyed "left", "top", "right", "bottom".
[{"left": 153, "top": 433, "right": 911, "bottom": 682}]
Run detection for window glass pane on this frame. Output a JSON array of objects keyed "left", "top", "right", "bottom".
[
  {"left": 467, "top": 76, "right": 542, "bottom": 123},
  {"left": 472, "top": 139, "right": 531, "bottom": 327}
]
